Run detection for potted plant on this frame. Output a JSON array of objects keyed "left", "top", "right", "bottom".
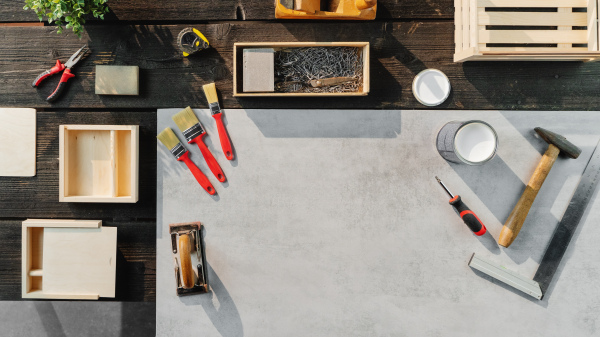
[{"left": 24, "top": 0, "right": 109, "bottom": 37}]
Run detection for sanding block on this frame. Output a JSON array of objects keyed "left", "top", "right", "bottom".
[
  {"left": 243, "top": 48, "right": 275, "bottom": 92},
  {"left": 95, "top": 65, "right": 139, "bottom": 95}
]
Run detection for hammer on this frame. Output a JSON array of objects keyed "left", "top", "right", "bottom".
[{"left": 498, "top": 127, "right": 581, "bottom": 248}]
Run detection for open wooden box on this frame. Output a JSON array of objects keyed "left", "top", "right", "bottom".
[
  {"left": 233, "top": 42, "right": 370, "bottom": 97},
  {"left": 22, "top": 219, "right": 117, "bottom": 300},
  {"left": 454, "top": 0, "right": 600, "bottom": 61},
  {"left": 59, "top": 125, "right": 139, "bottom": 203}
]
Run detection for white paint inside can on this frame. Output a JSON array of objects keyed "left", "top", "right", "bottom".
[
  {"left": 454, "top": 122, "right": 497, "bottom": 163},
  {"left": 412, "top": 69, "right": 451, "bottom": 106}
]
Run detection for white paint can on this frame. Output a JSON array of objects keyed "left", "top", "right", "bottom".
[
  {"left": 436, "top": 120, "right": 498, "bottom": 165},
  {"left": 412, "top": 69, "right": 451, "bottom": 106}
]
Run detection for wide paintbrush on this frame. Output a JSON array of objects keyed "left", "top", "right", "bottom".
[
  {"left": 171, "top": 106, "right": 226, "bottom": 182},
  {"left": 203, "top": 83, "right": 234, "bottom": 160},
  {"left": 157, "top": 127, "right": 216, "bottom": 195}
]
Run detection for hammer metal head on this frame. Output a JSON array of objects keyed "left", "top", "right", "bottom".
[{"left": 534, "top": 127, "right": 581, "bottom": 159}]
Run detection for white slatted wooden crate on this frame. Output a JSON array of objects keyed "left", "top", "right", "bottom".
[{"left": 454, "top": 0, "right": 600, "bottom": 61}]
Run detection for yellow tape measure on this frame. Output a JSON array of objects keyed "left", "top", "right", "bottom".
[{"left": 177, "top": 28, "right": 210, "bottom": 57}]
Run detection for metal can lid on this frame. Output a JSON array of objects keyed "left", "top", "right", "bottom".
[{"left": 412, "top": 69, "right": 451, "bottom": 107}]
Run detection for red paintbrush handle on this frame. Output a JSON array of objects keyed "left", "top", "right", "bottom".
[
  {"left": 213, "top": 113, "right": 234, "bottom": 161},
  {"left": 191, "top": 135, "right": 226, "bottom": 182},
  {"left": 178, "top": 152, "right": 216, "bottom": 195}
]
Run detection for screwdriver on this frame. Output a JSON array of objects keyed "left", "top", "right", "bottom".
[{"left": 435, "top": 176, "right": 486, "bottom": 236}]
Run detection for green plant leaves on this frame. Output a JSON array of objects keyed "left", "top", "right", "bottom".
[{"left": 23, "top": 0, "right": 109, "bottom": 38}]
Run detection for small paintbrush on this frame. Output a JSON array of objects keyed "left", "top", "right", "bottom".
[
  {"left": 202, "top": 83, "right": 234, "bottom": 160},
  {"left": 172, "top": 107, "right": 226, "bottom": 182},
  {"left": 157, "top": 127, "right": 216, "bottom": 195}
]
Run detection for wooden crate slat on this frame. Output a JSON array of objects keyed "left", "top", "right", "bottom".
[
  {"left": 470, "top": 0, "right": 478, "bottom": 48},
  {"left": 588, "top": 0, "right": 599, "bottom": 50},
  {"left": 481, "top": 47, "right": 590, "bottom": 52},
  {"left": 478, "top": 12, "right": 587, "bottom": 26},
  {"left": 455, "top": 0, "right": 463, "bottom": 52},
  {"left": 478, "top": 0, "right": 588, "bottom": 8},
  {"left": 463, "top": 0, "right": 471, "bottom": 51},
  {"left": 479, "top": 30, "right": 588, "bottom": 44}
]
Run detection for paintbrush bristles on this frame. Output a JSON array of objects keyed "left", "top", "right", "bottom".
[
  {"left": 202, "top": 83, "right": 218, "bottom": 104},
  {"left": 156, "top": 127, "right": 181, "bottom": 150},
  {"left": 172, "top": 106, "right": 200, "bottom": 131}
]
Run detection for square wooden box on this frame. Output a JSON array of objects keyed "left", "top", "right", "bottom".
[
  {"left": 454, "top": 0, "right": 600, "bottom": 62},
  {"left": 233, "top": 42, "right": 370, "bottom": 97},
  {"left": 59, "top": 125, "right": 139, "bottom": 203},
  {"left": 22, "top": 219, "right": 117, "bottom": 300}
]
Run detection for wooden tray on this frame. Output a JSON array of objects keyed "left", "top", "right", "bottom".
[
  {"left": 233, "top": 42, "right": 370, "bottom": 97},
  {"left": 59, "top": 125, "right": 139, "bottom": 203},
  {"left": 22, "top": 219, "right": 117, "bottom": 300},
  {"left": 454, "top": 0, "right": 600, "bottom": 61}
]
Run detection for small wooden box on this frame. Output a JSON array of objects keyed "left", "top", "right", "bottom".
[
  {"left": 233, "top": 42, "right": 370, "bottom": 97},
  {"left": 454, "top": 0, "right": 600, "bottom": 62},
  {"left": 59, "top": 125, "right": 139, "bottom": 203},
  {"left": 22, "top": 219, "right": 117, "bottom": 300}
]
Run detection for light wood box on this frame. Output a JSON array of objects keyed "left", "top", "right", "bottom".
[
  {"left": 454, "top": 0, "right": 600, "bottom": 62},
  {"left": 233, "top": 42, "right": 370, "bottom": 97},
  {"left": 59, "top": 125, "right": 139, "bottom": 203},
  {"left": 22, "top": 219, "right": 117, "bottom": 300}
]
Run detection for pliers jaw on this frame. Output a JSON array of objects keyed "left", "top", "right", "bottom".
[{"left": 64, "top": 44, "right": 90, "bottom": 69}]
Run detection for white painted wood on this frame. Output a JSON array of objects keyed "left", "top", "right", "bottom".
[
  {"left": 0, "top": 108, "right": 36, "bottom": 177},
  {"left": 59, "top": 125, "right": 139, "bottom": 203}
]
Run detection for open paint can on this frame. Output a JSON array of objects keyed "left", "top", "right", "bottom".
[{"left": 436, "top": 120, "right": 498, "bottom": 165}]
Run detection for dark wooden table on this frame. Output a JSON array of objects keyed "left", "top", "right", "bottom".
[{"left": 0, "top": 0, "right": 598, "bottom": 333}]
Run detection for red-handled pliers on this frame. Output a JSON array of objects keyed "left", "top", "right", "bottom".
[{"left": 32, "top": 45, "right": 90, "bottom": 102}]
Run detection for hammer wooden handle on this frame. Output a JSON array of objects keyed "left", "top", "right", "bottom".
[
  {"left": 179, "top": 234, "right": 195, "bottom": 289},
  {"left": 499, "top": 144, "right": 560, "bottom": 247}
]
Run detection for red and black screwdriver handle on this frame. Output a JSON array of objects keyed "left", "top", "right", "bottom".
[{"left": 449, "top": 195, "right": 486, "bottom": 236}]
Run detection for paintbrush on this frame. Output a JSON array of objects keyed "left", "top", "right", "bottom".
[
  {"left": 172, "top": 107, "right": 226, "bottom": 182},
  {"left": 157, "top": 127, "right": 216, "bottom": 195},
  {"left": 202, "top": 83, "right": 234, "bottom": 160}
]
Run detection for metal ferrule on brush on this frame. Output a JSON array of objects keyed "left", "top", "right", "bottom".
[
  {"left": 182, "top": 123, "right": 204, "bottom": 142},
  {"left": 170, "top": 143, "right": 186, "bottom": 160},
  {"left": 209, "top": 102, "right": 221, "bottom": 115}
]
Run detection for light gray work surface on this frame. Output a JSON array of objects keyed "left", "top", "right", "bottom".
[{"left": 157, "top": 109, "right": 600, "bottom": 337}]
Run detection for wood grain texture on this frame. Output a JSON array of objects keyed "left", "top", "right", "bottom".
[
  {"left": 1, "top": 219, "right": 155, "bottom": 301},
  {"left": 0, "top": 111, "right": 155, "bottom": 219},
  {"left": 2, "top": 23, "right": 600, "bottom": 110},
  {"left": 0, "top": 108, "right": 36, "bottom": 177},
  {"left": 0, "top": 0, "right": 452, "bottom": 22}
]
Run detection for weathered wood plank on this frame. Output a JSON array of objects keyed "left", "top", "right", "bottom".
[
  {"left": 0, "top": 111, "right": 156, "bottom": 219},
  {"left": 0, "top": 219, "right": 156, "bottom": 301},
  {"left": 1, "top": 23, "right": 600, "bottom": 110},
  {"left": 0, "top": 0, "right": 453, "bottom": 22}
]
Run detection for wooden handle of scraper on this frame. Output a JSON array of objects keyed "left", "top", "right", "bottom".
[
  {"left": 179, "top": 234, "right": 195, "bottom": 289},
  {"left": 498, "top": 144, "right": 560, "bottom": 248}
]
